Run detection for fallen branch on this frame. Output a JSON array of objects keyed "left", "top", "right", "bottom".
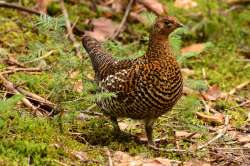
[
  {"left": 5, "top": 56, "right": 26, "bottom": 68},
  {"left": 111, "top": 0, "right": 134, "bottom": 39},
  {"left": 149, "top": 144, "right": 188, "bottom": 152},
  {"left": 17, "top": 88, "right": 56, "bottom": 108},
  {"left": 197, "top": 115, "right": 230, "bottom": 150},
  {"left": 228, "top": 80, "right": 250, "bottom": 96},
  {"left": 0, "top": 1, "right": 41, "bottom": 15},
  {"left": 0, "top": 74, "right": 43, "bottom": 116},
  {"left": 0, "top": 67, "right": 44, "bottom": 75},
  {"left": 60, "top": 0, "right": 84, "bottom": 59}
]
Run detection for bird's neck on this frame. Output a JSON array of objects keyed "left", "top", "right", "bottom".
[{"left": 145, "top": 34, "right": 174, "bottom": 61}]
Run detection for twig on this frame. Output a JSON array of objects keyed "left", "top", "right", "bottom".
[
  {"left": 197, "top": 115, "right": 230, "bottom": 150},
  {"left": 24, "top": 50, "right": 56, "bottom": 64},
  {"left": 5, "top": 56, "right": 26, "bottom": 67},
  {"left": 0, "top": 1, "right": 41, "bottom": 15},
  {"left": 17, "top": 88, "right": 56, "bottom": 108},
  {"left": 0, "top": 67, "right": 44, "bottom": 75},
  {"left": 228, "top": 80, "right": 250, "bottom": 96},
  {"left": 0, "top": 74, "right": 43, "bottom": 116},
  {"left": 227, "top": 100, "right": 250, "bottom": 110},
  {"left": 201, "top": 98, "right": 210, "bottom": 113},
  {"left": 211, "top": 147, "right": 250, "bottom": 151},
  {"left": 60, "top": 0, "right": 83, "bottom": 59},
  {"left": 79, "top": 104, "right": 104, "bottom": 117},
  {"left": 149, "top": 144, "right": 187, "bottom": 152},
  {"left": 106, "top": 148, "right": 113, "bottom": 166},
  {"left": 111, "top": 0, "right": 134, "bottom": 39}
]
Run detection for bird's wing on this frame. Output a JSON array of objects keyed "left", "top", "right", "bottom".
[{"left": 82, "top": 35, "right": 133, "bottom": 81}]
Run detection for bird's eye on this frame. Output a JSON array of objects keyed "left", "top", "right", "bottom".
[{"left": 164, "top": 21, "right": 173, "bottom": 28}]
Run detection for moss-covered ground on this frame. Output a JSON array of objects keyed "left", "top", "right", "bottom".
[{"left": 0, "top": 0, "right": 249, "bottom": 165}]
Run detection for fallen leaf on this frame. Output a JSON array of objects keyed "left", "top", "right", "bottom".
[
  {"left": 113, "top": 151, "right": 175, "bottom": 166},
  {"left": 174, "top": 0, "right": 198, "bottom": 10},
  {"left": 129, "top": 12, "right": 147, "bottom": 23},
  {"left": 181, "top": 68, "right": 195, "bottom": 78},
  {"left": 183, "top": 86, "right": 195, "bottom": 95},
  {"left": 73, "top": 80, "right": 83, "bottom": 93},
  {"left": 138, "top": 0, "right": 166, "bottom": 15},
  {"left": 143, "top": 158, "right": 171, "bottom": 166},
  {"left": 201, "top": 85, "right": 223, "bottom": 101},
  {"left": 237, "top": 134, "right": 250, "bottom": 143},
  {"left": 69, "top": 70, "right": 80, "bottom": 79},
  {"left": 112, "top": 0, "right": 125, "bottom": 13},
  {"left": 196, "top": 112, "right": 224, "bottom": 125},
  {"left": 113, "top": 151, "right": 133, "bottom": 166},
  {"left": 72, "top": 151, "right": 88, "bottom": 161},
  {"left": 34, "top": 0, "right": 52, "bottom": 13},
  {"left": 118, "top": 122, "right": 129, "bottom": 130},
  {"left": 184, "top": 159, "right": 210, "bottom": 166},
  {"left": 86, "top": 17, "right": 119, "bottom": 41},
  {"left": 175, "top": 131, "right": 191, "bottom": 137},
  {"left": 227, "top": 131, "right": 239, "bottom": 140},
  {"left": 243, "top": 143, "right": 250, "bottom": 148},
  {"left": 181, "top": 43, "right": 206, "bottom": 54}
]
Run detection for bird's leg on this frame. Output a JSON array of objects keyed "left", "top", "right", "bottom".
[
  {"left": 144, "top": 118, "right": 155, "bottom": 145},
  {"left": 110, "top": 116, "right": 121, "bottom": 133}
]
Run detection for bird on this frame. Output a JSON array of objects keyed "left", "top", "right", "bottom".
[{"left": 82, "top": 16, "right": 183, "bottom": 145}]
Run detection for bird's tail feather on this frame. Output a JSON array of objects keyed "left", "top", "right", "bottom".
[{"left": 82, "top": 35, "right": 115, "bottom": 79}]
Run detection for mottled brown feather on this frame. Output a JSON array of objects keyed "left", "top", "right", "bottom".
[{"left": 82, "top": 16, "right": 183, "bottom": 144}]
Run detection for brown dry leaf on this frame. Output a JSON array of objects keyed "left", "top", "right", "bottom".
[
  {"left": 138, "top": 0, "right": 166, "bottom": 15},
  {"left": 201, "top": 85, "right": 223, "bottom": 101},
  {"left": 113, "top": 151, "right": 174, "bottom": 166},
  {"left": 227, "top": 131, "right": 239, "bottom": 140},
  {"left": 73, "top": 80, "right": 83, "bottom": 93},
  {"left": 118, "top": 122, "right": 129, "bottom": 130},
  {"left": 174, "top": 0, "right": 198, "bottom": 10},
  {"left": 113, "top": 151, "right": 133, "bottom": 166},
  {"left": 34, "top": 0, "right": 52, "bottom": 13},
  {"left": 181, "top": 43, "right": 206, "bottom": 54},
  {"left": 196, "top": 112, "right": 224, "bottom": 125},
  {"left": 181, "top": 68, "right": 195, "bottom": 78},
  {"left": 112, "top": 0, "right": 125, "bottom": 13},
  {"left": 143, "top": 158, "right": 171, "bottom": 166},
  {"left": 184, "top": 159, "right": 210, "bottom": 166},
  {"left": 69, "top": 70, "right": 80, "bottom": 79},
  {"left": 243, "top": 143, "right": 250, "bottom": 148},
  {"left": 86, "top": 17, "right": 119, "bottom": 41},
  {"left": 175, "top": 131, "right": 191, "bottom": 138},
  {"left": 71, "top": 151, "right": 88, "bottom": 161},
  {"left": 129, "top": 12, "right": 147, "bottom": 24},
  {"left": 237, "top": 134, "right": 250, "bottom": 143}
]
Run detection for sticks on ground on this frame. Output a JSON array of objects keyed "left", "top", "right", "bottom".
[
  {"left": 0, "top": 1, "right": 41, "bottom": 15},
  {"left": 0, "top": 67, "right": 44, "bottom": 75},
  {"left": 60, "top": 0, "right": 83, "bottom": 59},
  {"left": 0, "top": 74, "right": 43, "bottom": 116},
  {"left": 197, "top": 115, "right": 230, "bottom": 150},
  {"left": 111, "top": 0, "right": 134, "bottom": 39}
]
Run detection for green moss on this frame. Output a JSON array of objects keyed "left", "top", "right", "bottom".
[{"left": 0, "top": 0, "right": 249, "bottom": 164}]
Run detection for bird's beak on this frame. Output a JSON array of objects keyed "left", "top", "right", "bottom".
[{"left": 176, "top": 22, "right": 184, "bottom": 28}]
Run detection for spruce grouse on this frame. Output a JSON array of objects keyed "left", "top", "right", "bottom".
[{"left": 82, "top": 16, "right": 183, "bottom": 145}]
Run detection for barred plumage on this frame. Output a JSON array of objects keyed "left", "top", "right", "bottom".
[{"left": 82, "top": 16, "right": 183, "bottom": 145}]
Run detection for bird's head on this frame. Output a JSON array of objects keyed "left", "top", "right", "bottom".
[{"left": 151, "top": 16, "right": 183, "bottom": 36}]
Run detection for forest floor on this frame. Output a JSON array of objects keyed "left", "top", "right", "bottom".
[{"left": 0, "top": 0, "right": 250, "bottom": 165}]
